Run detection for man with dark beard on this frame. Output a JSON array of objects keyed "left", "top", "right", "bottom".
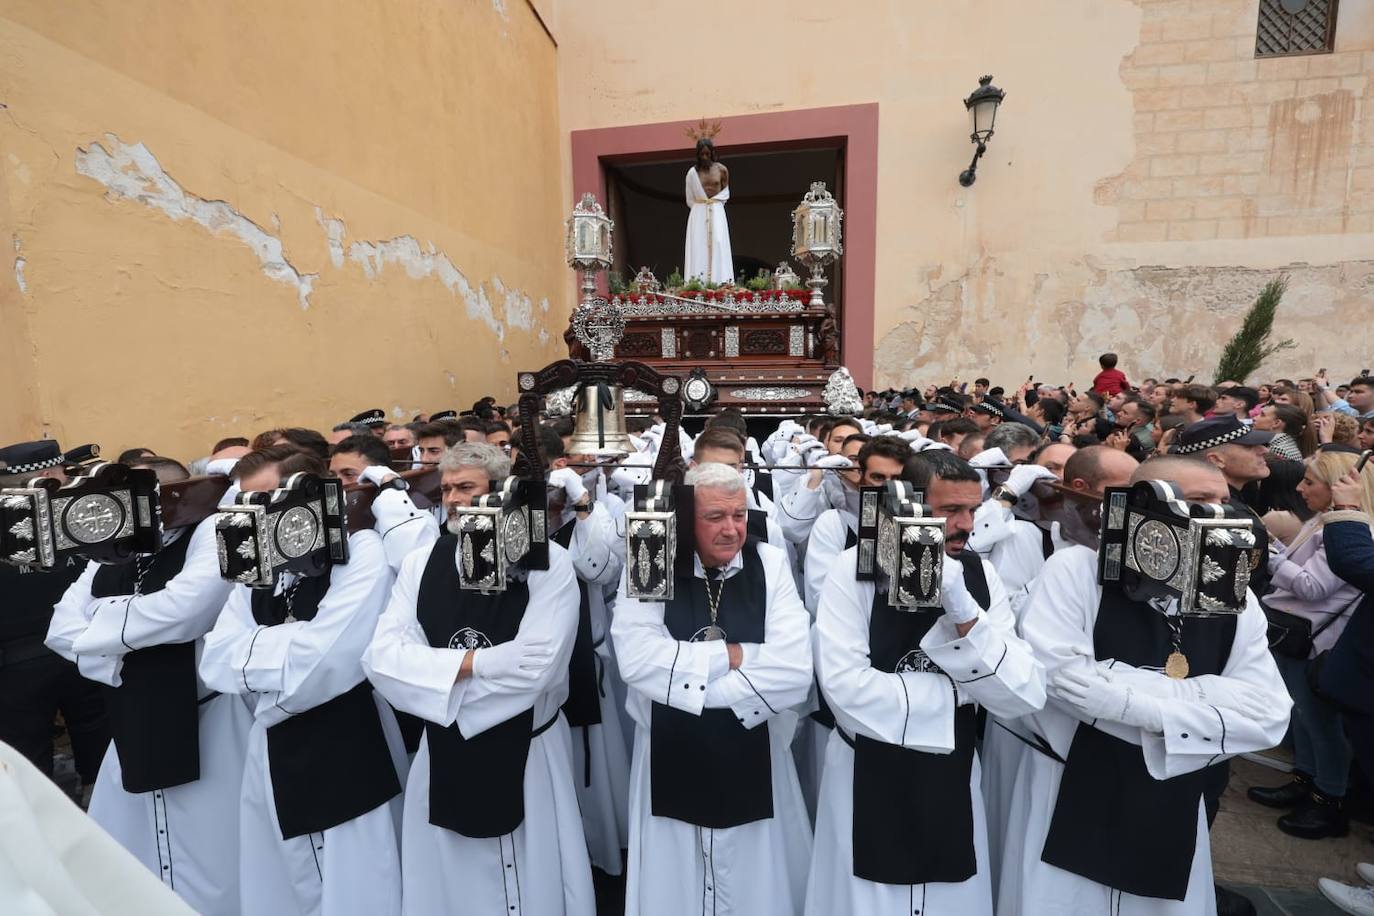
[
  {"left": 361, "top": 441, "right": 594, "bottom": 916},
  {"left": 806, "top": 450, "right": 1046, "bottom": 914}
]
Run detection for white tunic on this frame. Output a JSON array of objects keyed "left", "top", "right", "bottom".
[
  {"left": 561, "top": 503, "right": 632, "bottom": 876},
  {"left": 199, "top": 530, "right": 405, "bottom": 916},
  {"left": 963, "top": 499, "right": 1069, "bottom": 896},
  {"left": 997, "top": 546, "right": 1291, "bottom": 916},
  {"left": 612, "top": 542, "right": 814, "bottom": 916},
  {"left": 44, "top": 521, "right": 249, "bottom": 916},
  {"left": 794, "top": 508, "right": 853, "bottom": 820},
  {"left": 361, "top": 541, "right": 595, "bottom": 916},
  {"left": 805, "top": 548, "right": 1046, "bottom": 916}
]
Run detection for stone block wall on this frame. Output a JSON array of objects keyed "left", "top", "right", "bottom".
[{"left": 1102, "top": 0, "right": 1374, "bottom": 242}]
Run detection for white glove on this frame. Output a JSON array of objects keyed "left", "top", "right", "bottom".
[
  {"left": 642, "top": 424, "right": 665, "bottom": 443},
  {"left": 359, "top": 466, "right": 400, "bottom": 488},
  {"left": 859, "top": 419, "right": 877, "bottom": 434},
  {"left": 1051, "top": 668, "right": 1164, "bottom": 732},
  {"left": 776, "top": 420, "right": 802, "bottom": 438},
  {"left": 611, "top": 466, "right": 647, "bottom": 494},
  {"left": 872, "top": 424, "right": 894, "bottom": 435},
  {"left": 471, "top": 638, "right": 555, "bottom": 683},
  {"left": 1003, "top": 464, "right": 1059, "bottom": 497},
  {"left": 206, "top": 458, "right": 239, "bottom": 477},
  {"left": 897, "top": 429, "right": 935, "bottom": 452},
  {"left": 795, "top": 438, "right": 826, "bottom": 459},
  {"left": 969, "top": 447, "right": 1011, "bottom": 469},
  {"left": 1097, "top": 663, "right": 1194, "bottom": 701},
  {"left": 813, "top": 454, "right": 853, "bottom": 471},
  {"left": 1187, "top": 675, "right": 1272, "bottom": 720},
  {"left": 548, "top": 467, "right": 587, "bottom": 505},
  {"left": 940, "top": 556, "right": 982, "bottom": 625}
]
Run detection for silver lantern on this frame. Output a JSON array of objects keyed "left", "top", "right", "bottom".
[
  {"left": 790, "top": 181, "right": 844, "bottom": 309},
  {"left": 566, "top": 193, "right": 614, "bottom": 307}
]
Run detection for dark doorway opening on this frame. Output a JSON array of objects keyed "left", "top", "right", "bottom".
[{"left": 602, "top": 144, "right": 843, "bottom": 299}]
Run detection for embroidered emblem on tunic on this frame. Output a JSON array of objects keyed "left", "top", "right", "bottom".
[
  {"left": 448, "top": 627, "right": 493, "bottom": 651},
  {"left": 896, "top": 648, "right": 942, "bottom": 675}
]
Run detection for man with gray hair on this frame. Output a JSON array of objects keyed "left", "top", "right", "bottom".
[
  {"left": 612, "top": 462, "right": 814, "bottom": 916},
  {"left": 362, "top": 441, "right": 595, "bottom": 915}
]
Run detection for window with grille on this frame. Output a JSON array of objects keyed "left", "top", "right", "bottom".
[{"left": 1255, "top": 0, "right": 1339, "bottom": 57}]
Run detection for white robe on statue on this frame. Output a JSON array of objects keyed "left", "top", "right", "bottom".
[
  {"left": 805, "top": 548, "right": 1046, "bottom": 916},
  {"left": 684, "top": 166, "right": 733, "bottom": 284},
  {"left": 199, "top": 530, "right": 406, "bottom": 916},
  {"left": 612, "top": 541, "right": 814, "bottom": 916},
  {"left": 997, "top": 546, "right": 1291, "bottom": 916},
  {"left": 44, "top": 520, "right": 250, "bottom": 916},
  {"left": 361, "top": 541, "right": 595, "bottom": 916}
]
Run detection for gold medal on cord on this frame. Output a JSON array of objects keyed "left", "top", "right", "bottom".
[{"left": 1164, "top": 651, "right": 1190, "bottom": 679}]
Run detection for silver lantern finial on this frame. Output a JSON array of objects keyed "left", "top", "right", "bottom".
[
  {"left": 566, "top": 193, "right": 615, "bottom": 307},
  {"left": 791, "top": 181, "right": 844, "bottom": 310},
  {"left": 565, "top": 192, "right": 625, "bottom": 363}
]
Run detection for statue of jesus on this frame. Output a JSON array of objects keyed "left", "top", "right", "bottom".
[{"left": 684, "top": 138, "right": 733, "bottom": 285}]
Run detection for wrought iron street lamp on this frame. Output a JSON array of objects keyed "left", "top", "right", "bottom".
[{"left": 958, "top": 75, "right": 1005, "bottom": 187}]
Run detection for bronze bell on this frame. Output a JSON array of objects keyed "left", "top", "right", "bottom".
[{"left": 567, "top": 383, "right": 635, "bottom": 459}]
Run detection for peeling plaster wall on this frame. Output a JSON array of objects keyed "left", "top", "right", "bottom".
[
  {"left": 556, "top": 0, "right": 1374, "bottom": 390},
  {"left": 0, "top": 1, "right": 565, "bottom": 458}
]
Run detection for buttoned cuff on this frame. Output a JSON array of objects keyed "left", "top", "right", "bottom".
[
  {"left": 77, "top": 653, "right": 123, "bottom": 688},
  {"left": 666, "top": 642, "right": 725, "bottom": 714},
  {"left": 73, "top": 596, "right": 134, "bottom": 653},
  {"left": 1159, "top": 703, "right": 1225, "bottom": 757},
  {"left": 1326, "top": 510, "right": 1372, "bottom": 526},
  {"left": 729, "top": 683, "right": 775, "bottom": 730},
  {"left": 921, "top": 614, "right": 1005, "bottom": 685},
  {"left": 239, "top": 622, "right": 305, "bottom": 693}
]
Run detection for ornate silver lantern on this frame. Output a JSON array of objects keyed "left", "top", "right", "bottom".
[
  {"left": 565, "top": 193, "right": 614, "bottom": 307},
  {"left": 790, "top": 181, "right": 844, "bottom": 309}
]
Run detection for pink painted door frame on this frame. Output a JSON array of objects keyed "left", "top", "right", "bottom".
[{"left": 569, "top": 102, "right": 878, "bottom": 389}]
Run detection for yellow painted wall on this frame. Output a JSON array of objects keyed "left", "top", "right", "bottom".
[
  {"left": 554, "top": 0, "right": 1374, "bottom": 389},
  {"left": 0, "top": 0, "right": 567, "bottom": 460}
]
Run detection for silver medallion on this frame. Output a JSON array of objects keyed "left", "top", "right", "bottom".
[
  {"left": 502, "top": 509, "right": 530, "bottom": 564},
  {"left": 694, "top": 625, "right": 727, "bottom": 642},
  {"left": 1132, "top": 520, "right": 1181, "bottom": 581},
  {"left": 274, "top": 506, "right": 318, "bottom": 559},
  {"left": 64, "top": 493, "right": 124, "bottom": 544}
]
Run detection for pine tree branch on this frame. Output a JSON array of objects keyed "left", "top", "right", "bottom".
[{"left": 1214, "top": 277, "right": 1290, "bottom": 384}]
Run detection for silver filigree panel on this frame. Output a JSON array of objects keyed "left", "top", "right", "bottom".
[
  {"left": 789, "top": 325, "right": 804, "bottom": 357},
  {"left": 660, "top": 327, "right": 676, "bottom": 359},
  {"left": 727, "top": 386, "right": 812, "bottom": 401},
  {"left": 613, "top": 293, "right": 805, "bottom": 317},
  {"left": 724, "top": 326, "right": 739, "bottom": 358}
]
